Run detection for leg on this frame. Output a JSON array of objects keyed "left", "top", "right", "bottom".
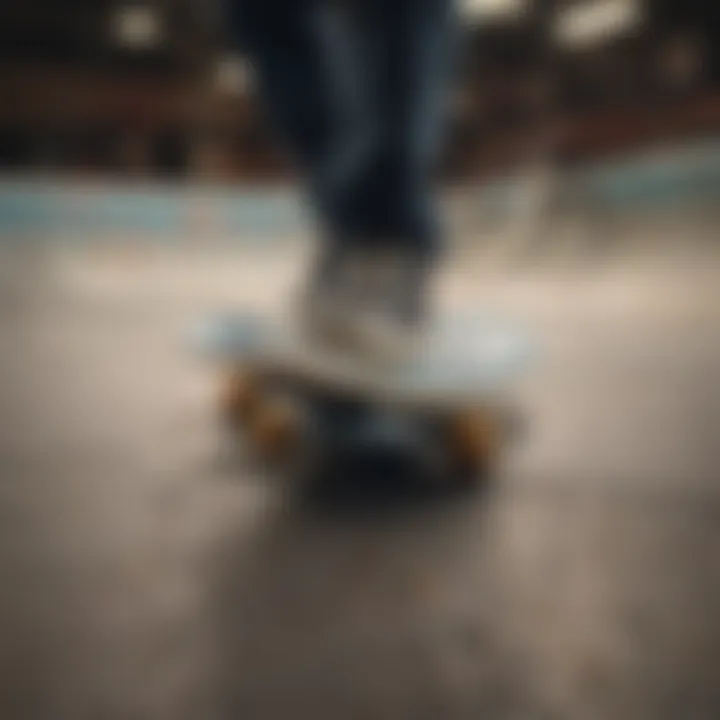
[
  {"left": 336, "top": 0, "right": 458, "bottom": 263},
  {"left": 230, "top": 0, "right": 456, "bottom": 260},
  {"left": 316, "top": 0, "right": 458, "bottom": 352},
  {"left": 302, "top": 0, "right": 458, "bottom": 354},
  {"left": 228, "top": 0, "right": 362, "bottom": 232},
  {"left": 229, "top": 0, "right": 459, "bottom": 356}
]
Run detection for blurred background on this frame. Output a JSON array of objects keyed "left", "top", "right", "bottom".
[
  {"left": 0, "top": 0, "right": 719, "bottom": 240},
  {"left": 1, "top": 2, "right": 720, "bottom": 720}
]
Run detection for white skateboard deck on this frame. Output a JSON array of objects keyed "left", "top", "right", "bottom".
[{"left": 193, "top": 311, "right": 532, "bottom": 410}]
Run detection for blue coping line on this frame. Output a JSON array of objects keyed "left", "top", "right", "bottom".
[
  {"left": 1, "top": 139, "right": 719, "bottom": 239},
  {"left": 0, "top": 184, "right": 308, "bottom": 240}
]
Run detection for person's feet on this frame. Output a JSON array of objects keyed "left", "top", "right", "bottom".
[
  {"left": 298, "top": 241, "right": 350, "bottom": 345},
  {"left": 300, "top": 243, "right": 432, "bottom": 361}
]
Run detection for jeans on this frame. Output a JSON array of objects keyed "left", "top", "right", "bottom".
[{"left": 229, "top": 0, "right": 457, "bottom": 262}]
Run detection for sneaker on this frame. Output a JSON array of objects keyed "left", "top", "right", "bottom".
[
  {"left": 345, "top": 249, "right": 431, "bottom": 361},
  {"left": 298, "top": 241, "right": 355, "bottom": 346},
  {"left": 301, "top": 243, "right": 432, "bottom": 360}
]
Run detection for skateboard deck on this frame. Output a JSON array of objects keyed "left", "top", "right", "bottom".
[
  {"left": 194, "top": 311, "right": 533, "bottom": 485},
  {"left": 194, "top": 311, "right": 532, "bottom": 410}
]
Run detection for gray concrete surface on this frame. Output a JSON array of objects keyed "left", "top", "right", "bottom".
[{"left": 1, "top": 239, "right": 720, "bottom": 720}]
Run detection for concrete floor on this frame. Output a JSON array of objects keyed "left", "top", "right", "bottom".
[{"left": 1, "top": 240, "right": 720, "bottom": 719}]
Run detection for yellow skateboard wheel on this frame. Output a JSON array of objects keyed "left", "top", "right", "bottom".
[
  {"left": 220, "top": 368, "right": 263, "bottom": 427},
  {"left": 247, "top": 390, "right": 304, "bottom": 462},
  {"left": 446, "top": 408, "right": 502, "bottom": 475}
]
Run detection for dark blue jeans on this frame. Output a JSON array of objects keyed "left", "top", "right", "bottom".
[{"left": 230, "top": 0, "right": 456, "bottom": 262}]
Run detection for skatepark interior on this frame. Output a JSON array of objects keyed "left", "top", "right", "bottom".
[
  {"left": 2, "top": 2, "right": 720, "bottom": 719},
  {"left": 2, "top": 184, "right": 720, "bottom": 719}
]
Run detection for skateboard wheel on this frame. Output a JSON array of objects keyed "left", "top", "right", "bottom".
[
  {"left": 445, "top": 408, "right": 502, "bottom": 480},
  {"left": 220, "top": 368, "right": 263, "bottom": 427},
  {"left": 247, "top": 390, "right": 304, "bottom": 462}
]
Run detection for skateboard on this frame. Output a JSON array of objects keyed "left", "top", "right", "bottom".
[{"left": 195, "top": 312, "right": 532, "bottom": 488}]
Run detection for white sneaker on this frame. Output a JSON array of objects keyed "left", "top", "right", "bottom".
[{"left": 299, "top": 244, "right": 432, "bottom": 360}]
